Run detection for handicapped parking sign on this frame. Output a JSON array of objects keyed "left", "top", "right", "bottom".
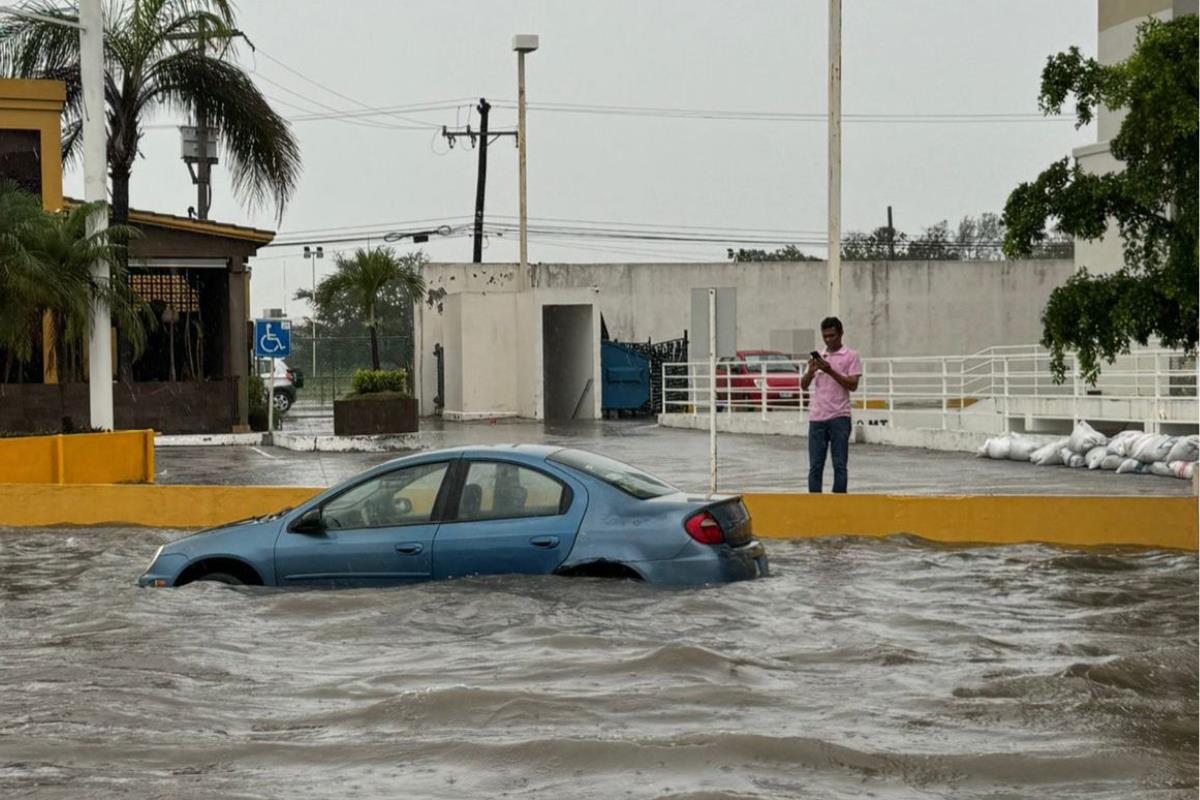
[{"left": 255, "top": 319, "right": 292, "bottom": 358}]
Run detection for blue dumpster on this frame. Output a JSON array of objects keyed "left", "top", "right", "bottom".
[{"left": 601, "top": 341, "right": 651, "bottom": 414}]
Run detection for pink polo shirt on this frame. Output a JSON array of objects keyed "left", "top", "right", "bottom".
[{"left": 808, "top": 346, "right": 862, "bottom": 422}]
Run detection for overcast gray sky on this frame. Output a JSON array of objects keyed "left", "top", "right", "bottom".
[{"left": 60, "top": 0, "right": 1098, "bottom": 318}]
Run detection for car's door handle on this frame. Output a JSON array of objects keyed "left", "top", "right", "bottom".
[
  {"left": 529, "top": 536, "right": 559, "bottom": 549},
  {"left": 394, "top": 542, "right": 424, "bottom": 555}
]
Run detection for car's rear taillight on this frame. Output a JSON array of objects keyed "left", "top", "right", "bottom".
[
  {"left": 684, "top": 510, "right": 724, "bottom": 545},
  {"left": 286, "top": 370, "right": 294, "bottom": 381}
]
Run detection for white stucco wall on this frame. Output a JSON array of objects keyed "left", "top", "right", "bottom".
[
  {"left": 417, "top": 259, "right": 1075, "bottom": 418},
  {"left": 1072, "top": 2, "right": 1177, "bottom": 275}
]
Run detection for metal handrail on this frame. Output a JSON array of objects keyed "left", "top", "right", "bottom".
[{"left": 660, "top": 348, "right": 1197, "bottom": 433}]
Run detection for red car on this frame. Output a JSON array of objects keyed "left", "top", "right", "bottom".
[{"left": 715, "top": 350, "right": 806, "bottom": 409}]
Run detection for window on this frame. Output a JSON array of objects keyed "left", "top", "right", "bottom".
[
  {"left": 322, "top": 462, "right": 449, "bottom": 529},
  {"left": 744, "top": 353, "right": 799, "bottom": 373},
  {"left": 548, "top": 449, "right": 677, "bottom": 500},
  {"left": 456, "top": 461, "right": 567, "bottom": 521}
]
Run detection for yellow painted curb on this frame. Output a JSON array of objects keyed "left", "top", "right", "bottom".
[
  {"left": 0, "top": 484, "right": 1194, "bottom": 551},
  {"left": 0, "top": 430, "right": 155, "bottom": 484}
]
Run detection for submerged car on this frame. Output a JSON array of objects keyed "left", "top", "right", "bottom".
[{"left": 138, "top": 445, "right": 768, "bottom": 589}]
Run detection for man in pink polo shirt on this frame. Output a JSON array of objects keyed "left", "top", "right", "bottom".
[{"left": 800, "top": 317, "right": 862, "bottom": 493}]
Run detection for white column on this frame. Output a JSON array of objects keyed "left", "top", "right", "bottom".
[
  {"left": 827, "top": 0, "right": 842, "bottom": 317},
  {"left": 81, "top": 0, "right": 112, "bottom": 429}
]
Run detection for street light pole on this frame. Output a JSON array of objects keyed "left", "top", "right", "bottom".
[
  {"left": 512, "top": 34, "right": 538, "bottom": 289},
  {"left": 80, "top": 0, "right": 112, "bottom": 429},
  {"left": 303, "top": 244, "right": 323, "bottom": 402}
]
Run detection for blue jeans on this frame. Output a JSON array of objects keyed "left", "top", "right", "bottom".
[{"left": 808, "top": 417, "right": 851, "bottom": 493}]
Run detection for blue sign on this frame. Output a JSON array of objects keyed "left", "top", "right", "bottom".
[{"left": 255, "top": 319, "right": 291, "bottom": 358}]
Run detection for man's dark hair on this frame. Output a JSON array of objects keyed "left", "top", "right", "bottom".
[{"left": 820, "top": 316, "right": 843, "bottom": 334}]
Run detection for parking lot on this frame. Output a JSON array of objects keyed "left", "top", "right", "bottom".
[{"left": 159, "top": 417, "right": 1195, "bottom": 496}]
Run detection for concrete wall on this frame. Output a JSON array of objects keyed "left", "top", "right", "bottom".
[
  {"left": 416, "top": 266, "right": 602, "bottom": 419},
  {"left": 529, "top": 259, "right": 1072, "bottom": 358},
  {"left": 417, "top": 259, "right": 1073, "bottom": 419}
]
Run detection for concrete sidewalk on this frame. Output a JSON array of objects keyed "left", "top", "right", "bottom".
[{"left": 154, "top": 417, "right": 1195, "bottom": 497}]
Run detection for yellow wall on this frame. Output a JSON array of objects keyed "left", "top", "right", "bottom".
[
  {"left": 743, "top": 493, "right": 1198, "bottom": 551},
  {"left": 0, "top": 484, "right": 1194, "bottom": 551},
  {"left": 0, "top": 430, "right": 155, "bottom": 484},
  {"left": 0, "top": 79, "right": 65, "bottom": 211}
]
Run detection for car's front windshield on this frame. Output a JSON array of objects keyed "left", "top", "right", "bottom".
[{"left": 548, "top": 449, "right": 677, "bottom": 500}]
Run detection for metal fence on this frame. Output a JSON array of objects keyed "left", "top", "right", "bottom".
[
  {"left": 284, "top": 334, "right": 413, "bottom": 405},
  {"left": 662, "top": 346, "right": 1198, "bottom": 432}
]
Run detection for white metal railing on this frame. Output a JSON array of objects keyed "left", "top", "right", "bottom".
[{"left": 661, "top": 346, "right": 1197, "bottom": 433}]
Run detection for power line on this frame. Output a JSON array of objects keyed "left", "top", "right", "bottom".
[{"left": 253, "top": 46, "right": 443, "bottom": 129}]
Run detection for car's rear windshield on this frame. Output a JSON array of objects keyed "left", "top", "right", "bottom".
[
  {"left": 548, "top": 449, "right": 678, "bottom": 500},
  {"left": 745, "top": 353, "right": 798, "bottom": 373}
]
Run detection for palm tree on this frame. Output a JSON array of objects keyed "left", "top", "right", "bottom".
[
  {"left": 0, "top": 0, "right": 300, "bottom": 227},
  {"left": 297, "top": 247, "right": 425, "bottom": 371},
  {"left": 0, "top": 181, "right": 148, "bottom": 381},
  {"left": 0, "top": 182, "right": 57, "bottom": 376},
  {"left": 28, "top": 198, "right": 150, "bottom": 380}
]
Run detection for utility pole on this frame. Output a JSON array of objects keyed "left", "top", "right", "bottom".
[
  {"left": 887, "top": 205, "right": 895, "bottom": 260},
  {"left": 827, "top": 0, "right": 842, "bottom": 317},
  {"left": 442, "top": 99, "right": 516, "bottom": 263}
]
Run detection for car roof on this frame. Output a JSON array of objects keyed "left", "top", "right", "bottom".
[
  {"left": 378, "top": 443, "right": 565, "bottom": 469},
  {"left": 737, "top": 349, "right": 788, "bottom": 356}
]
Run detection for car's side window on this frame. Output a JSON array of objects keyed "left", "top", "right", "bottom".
[
  {"left": 456, "top": 461, "right": 567, "bottom": 521},
  {"left": 323, "top": 461, "right": 449, "bottom": 530}
]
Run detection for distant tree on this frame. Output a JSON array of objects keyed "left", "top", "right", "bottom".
[
  {"left": 727, "top": 244, "right": 819, "bottom": 262},
  {"left": 296, "top": 248, "right": 425, "bottom": 371},
  {"left": 1003, "top": 15, "right": 1197, "bottom": 381}
]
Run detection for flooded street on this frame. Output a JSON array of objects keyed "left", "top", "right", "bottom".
[{"left": 1, "top": 527, "right": 1196, "bottom": 799}]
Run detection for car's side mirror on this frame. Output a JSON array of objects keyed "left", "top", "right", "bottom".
[{"left": 290, "top": 507, "right": 325, "bottom": 535}]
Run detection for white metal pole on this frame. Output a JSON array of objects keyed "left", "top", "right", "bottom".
[
  {"left": 708, "top": 288, "right": 717, "bottom": 497},
  {"left": 311, "top": 253, "right": 317, "bottom": 401},
  {"left": 81, "top": 0, "right": 112, "bottom": 429},
  {"left": 517, "top": 50, "right": 528, "bottom": 289},
  {"left": 827, "top": 0, "right": 842, "bottom": 317},
  {"left": 267, "top": 356, "right": 276, "bottom": 435}
]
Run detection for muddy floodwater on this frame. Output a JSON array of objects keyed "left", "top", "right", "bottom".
[{"left": 1, "top": 527, "right": 1196, "bottom": 799}]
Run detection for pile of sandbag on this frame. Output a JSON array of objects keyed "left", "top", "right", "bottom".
[{"left": 978, "top": 423, "right": 1198, "bottom": 480}]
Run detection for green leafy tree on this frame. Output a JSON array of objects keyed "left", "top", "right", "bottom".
[
  {"left": 0, "top": 0, "right": 301, "bottom": 227},
  {"left": 727, "top": 244, "right": 819, "bottom": 262},
  {"left": 1003, "top": 15, "right": 1197, "bottom": 381},
  {"left": 296, "top": 247, "right": 425, "bottom": 371}
]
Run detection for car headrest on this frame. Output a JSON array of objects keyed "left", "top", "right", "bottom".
[{"left": 460, "top": 483, "right": 483, "bottom": 518}]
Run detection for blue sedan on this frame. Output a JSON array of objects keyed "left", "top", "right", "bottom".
[{"left": 138, "top": 445, "right": 768, "bottom": 588}]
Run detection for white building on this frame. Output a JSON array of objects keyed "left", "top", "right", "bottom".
[{"left": 1072, "top": 0, "right": 1197, "bottom": 274}]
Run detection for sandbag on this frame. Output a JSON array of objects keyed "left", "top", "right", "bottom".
[
  {"left": 1149, "top": 461, "right": 1174, "bottom": 477},
  {"left": 1099, "top": 454, "right": 1124, "bottom": 470},
  {"left": 985, "top": 436, "right": 1011, "bottom": 460},
  {"left": 1067, "top": 420, "right": 1107, "bottom": 455},
  {"left": 1116, "top": 458, "right": 1151, "bottom": 475},
  {"left": 1130, "top": 433, "right": 1173, "bottom": 464},
  {"left": 1062, "top": 450, "right": 1086, "bottom": 468},
  {"left": 1085, "top": 446, "right": 1108, "bottom": 469},
  {"left": 1165, "top": 435, "right": 1199, "bottom": 464},
  {"left": 1030, "top": 438, "right": 1070, "bottom": 466},
  {"left": 1007, "top": 435, "right": 1039, "bottom": 462},
  {"left": 1107, "top": 430, "right": 1142, "bottom": 457},
  {"left": 1169, "top": 461, "right": 1198, "bottom": 480}
]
